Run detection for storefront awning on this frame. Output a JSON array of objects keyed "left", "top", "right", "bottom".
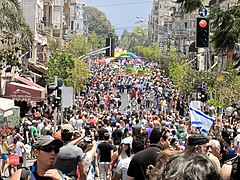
[
  {"left": 15, "top": 76, "right": 45, "bottom": 90},
  {"left": 4, "top": 82, "right": 46, "bottom": 102},
  {"left": 0, "top": 98, "right": 19, "bottom": 117},
  {"left": 28, "top": 59, "right": 48, "bottom": 74}
]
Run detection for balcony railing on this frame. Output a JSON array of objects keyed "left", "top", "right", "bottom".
[{"left": 43, "top": 26, "right": 52, "bottom": 37}]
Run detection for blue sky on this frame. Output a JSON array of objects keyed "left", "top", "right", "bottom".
[{"left": 81, "top": 0, "right": 153, "bottom": 36}]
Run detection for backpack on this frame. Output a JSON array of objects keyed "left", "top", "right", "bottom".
[
  {"left": 230, "top": 156, "right": 240, "bottom": 180},
  {"left": 20, "top": 167, "right": 68, "bottom": 180},
  {"left": 20, "top": 167, "right": 32, "bottom": 180}
]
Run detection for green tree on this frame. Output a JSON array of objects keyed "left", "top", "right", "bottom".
[
  {"left": 207, "top": 61, "right": 240, "bottom": 108},
  {"left": 84, "top": 6, "right": 117, "bottom": 47},
  {"left": 209, "top": 3, "right": 240, "bottom": 52},
  {"left": 66, "top": 59, "right": 90, "bottom": 92},
  {"left": 47, "top": 34, "right": 91, "bottom": 92},
  {"left": 0, "top": 0, "right": 33, "bottom": 51},
  {"left": 46, "top": 51, "right": 75, "bottom": 84},
  {"left": 63, "top": 34, "right": 90, "bottom": 58},
  {"left": 0, "top": 0, "right": 33, "bottom": 73},
  {"left": 175, "top": 0, "right": 203, "bottom": 14},
  {"left": 128, "top": 26, "right": 147, "bottom": 52},
  {"left": 119, "top": 29, "right": 130, "bottom": 50}
]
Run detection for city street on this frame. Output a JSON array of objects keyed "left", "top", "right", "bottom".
[{"left": 1, "top": 159, "right": 36, "bottom": 180}]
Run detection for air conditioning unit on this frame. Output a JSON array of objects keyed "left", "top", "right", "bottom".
[{"left": 53, "top": 24, "right": 60, "bottom": 29}]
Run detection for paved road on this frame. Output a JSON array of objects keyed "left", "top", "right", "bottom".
[
  {"left": 114, "top": 88, "right": 130, "bottom": 114},
  {"left": 2, "top": 159, "right": 36, "bottom": 179}
]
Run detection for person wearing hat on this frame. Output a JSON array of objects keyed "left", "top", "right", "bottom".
[
  {"left": 78, "top": 137, "right": 100, "bottom": 179},
  {"left": 111, "top": 138, "right": 131, "bottom": 177},
  {"left": 186, "top": 134, "right": 209, "bottom": 153},
  {"left": 112, "top": 136, "right": 145, "bottom": 180},
  {"left": 54, "top": 124, "right": 87, "bottom": 180},
  {"left": 11, "top": 135, "right": 64, "bottom": 180}
]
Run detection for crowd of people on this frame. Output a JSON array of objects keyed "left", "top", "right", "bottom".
[{"left": 0, "top": 61, "right": 239, "bottom": 180}]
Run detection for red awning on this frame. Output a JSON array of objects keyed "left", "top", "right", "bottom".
[
  {"left": 4, "top": 82, "right": 46, "bottom": 102},
  {"left": 15, "top": 76, "right": 45, "bottom": 90}
]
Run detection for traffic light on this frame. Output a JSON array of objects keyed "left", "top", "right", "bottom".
[
  {"left": 105, "top": 38, "right": 114, "bottom": 57},
  {"left": 55, "top": 88, "right": 62, "bottom": 108},
  {"left": 196, "top": 17, "right": 209, "bottom": 48},
  {"left": 54, "top": 96, "right": 62, "bottom": 108},
  {"left": 200, "top": 91, "right": 207, "bottom": 102},
  {"left": 47, "top": 78, "right": 63, "bottom": 108},
  {"left": 48, "top": 95, "right": 55, "bottom": 105},
  {"left": 47, "top": 85, "right": 57, "bottom": 95}
]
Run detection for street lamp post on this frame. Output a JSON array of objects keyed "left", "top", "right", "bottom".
[{"left": 136, "top": 17, "right": 171, "bottom": 57}]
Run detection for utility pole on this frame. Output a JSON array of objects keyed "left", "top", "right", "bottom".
[
  {"left": 53, "top": 76, "right": 58, "bottom": 133},
  {"left": 167, "top": 34, "right": 171, "bottom": 56}
]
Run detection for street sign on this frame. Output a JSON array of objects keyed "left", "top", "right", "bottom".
[
  {"left": 108, "top": 32, "right": 113, "bottom": 38},
  {"left": 198, "top": 8, "right": 207, "bottom": 17},
  {"left": 61, "top": 87, "right": 74, "bottom": 107},
  {"left": 159, "top": 42, "right": 164, "bottom": 48}
]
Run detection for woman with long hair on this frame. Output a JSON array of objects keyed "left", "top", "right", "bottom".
[
  {"left": 110, "top": 139, "right": 131, "bottom": 177},
  {"left": 78, "top": 137, "right": 100, "bottom": 179},
  {"left": 1, "top": 134, "right": 14, "bottom": 177}
]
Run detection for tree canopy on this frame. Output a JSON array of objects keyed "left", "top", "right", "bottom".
[
  {"left": 135, "top": 43, "right": 240, "bottom": 108},
  {"left": 84, "top": 6, "right": 117, "bottom": 48},
  {"left": 209, "top": 2, "right": 240, "bottom": 52},
  {"left": 46, "top": 34, "right": 91, "bottom": 91},
  {"left": 119, "top": 26, "right": 147, "bottom": 51},
  {"left": 0, "top": 0, "right": 33, "bottom": 51},
  {"left": 174, "top": 0, "right": 240, "bottom": 52}
]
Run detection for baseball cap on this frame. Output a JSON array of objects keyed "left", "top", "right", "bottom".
[
  {"left": 84, "top": 137, "right": 93, "bottom": 143},
  {"left": 187, "top": 134, "right": 209, "bottom": 146},
  {"left": 121, "top": 138, "right": 132, "bottom": 145},
  {"left": 61, "top": 124, "right": 74, "bottom": 133},
  {"left": 34, "top": 135, "right": 63, "bottom": 149}
]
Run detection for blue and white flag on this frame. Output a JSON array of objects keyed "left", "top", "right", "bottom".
[{"left": 189, "top": 106, "right": 215, "bottom": 135}]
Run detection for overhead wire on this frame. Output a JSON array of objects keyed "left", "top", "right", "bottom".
[{"left": 93, "top": 1, "right": 152, "bottom": 7}]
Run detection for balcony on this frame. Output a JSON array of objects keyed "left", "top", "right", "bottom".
[
  {"left": 173, "top": 11, "right": 183, "bottom": 18},
  {"left": 43, "top": 26, "right": 52, "bottom": 37},
  {"left": 43, "top": 0, "right": 54, "bottom": 4}
]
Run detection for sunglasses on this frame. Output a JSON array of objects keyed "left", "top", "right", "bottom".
[{"left": 40, "top": 146, "right": 60, "bottom": 154}]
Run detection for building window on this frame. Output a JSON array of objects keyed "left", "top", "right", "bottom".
[
  {"left": 55, "top": 0, "right": 62, "bottom": 6},
  {"left": 71, "top": 21, "right": 74, "bottom": 30}
]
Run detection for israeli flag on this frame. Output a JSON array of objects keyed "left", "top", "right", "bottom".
[{"left": 189, "top": 106, "right": 215, "bottom": 135}]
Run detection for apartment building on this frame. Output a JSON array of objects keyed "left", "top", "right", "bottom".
[
  {"left": 68, "top": 0, "right": 88, "bottom": 37},
  {"left": 148, "top": 0, "right": 175, "bottom": 44},
  {"left": 21, "top": 0, "right": 88, "bottom": 63}
]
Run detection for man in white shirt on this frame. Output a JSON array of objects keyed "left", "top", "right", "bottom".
[
  {"left": 105, "top": 121, "right": 113, "bottom": 139},
  {"left": 234, "top": 129, "right": 240, "bottom": 147},
  {"left": 37, "top": 118, "right": 44, "bottom": 136},
  {"left": 69, "top": 114, "right": 77, "bottom": 127}
]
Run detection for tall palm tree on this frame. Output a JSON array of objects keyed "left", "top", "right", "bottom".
[
  {"left": 175, "top": 0, "right": 203, "bottom": 14},
  {"left": 209, "top": 2, "right": 240, "bottom": 52},
  {"left": 174, "top": 0, "right": 240, "bottom": 52}
]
